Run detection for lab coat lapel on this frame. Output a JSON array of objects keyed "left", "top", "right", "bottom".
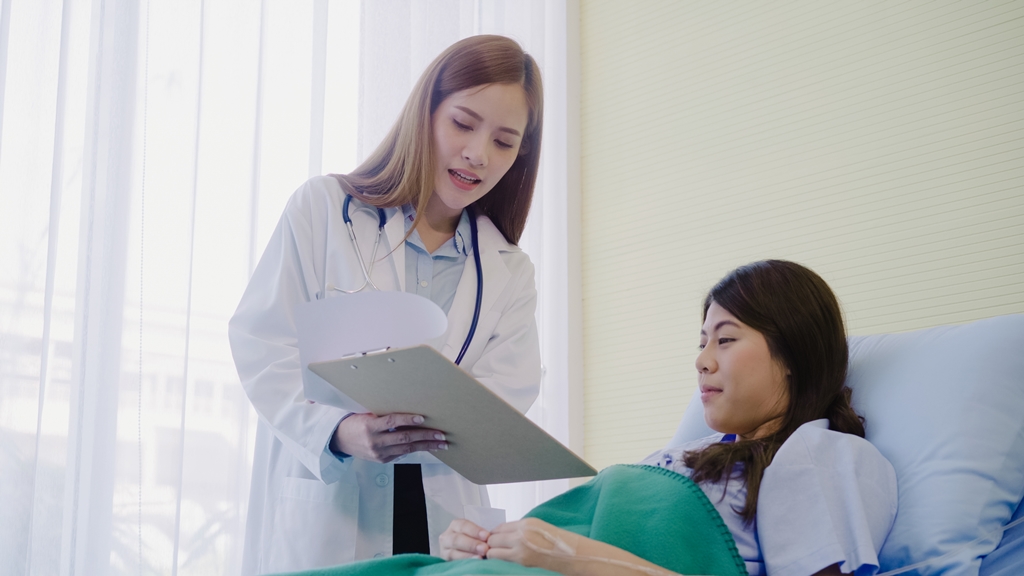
[
  {"left": 475, "top": 218, "right": 511, "bottom": 316},
  {"left": 442, "top": 215, "right": 510, "bottom": 361}
]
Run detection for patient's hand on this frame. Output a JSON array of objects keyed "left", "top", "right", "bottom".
[
  {"left": 440, "top": 519, "right": 490, "bottom": 560},
  {"left": 485, "top": 518, "right": 578, "bottom": 570},
  {"left": 486, "top": 518, "right": 671, "bottom": 576}
]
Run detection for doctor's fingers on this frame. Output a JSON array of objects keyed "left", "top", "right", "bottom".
[
  {"left": 381, "top": 427, "right": 447, "bottom": 447},
  {"left": 331, "top": 415, "right": 438, "bottom": 462},
  {"left": 376, "top": 438, "right": 449, "bottom": 462},
  {"left": 370, "top": 413, "right": 429, "bottom": 432}
]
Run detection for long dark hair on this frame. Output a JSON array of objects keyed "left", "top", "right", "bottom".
[
  {"left": 683, "top": 260, "right": 864, "bottom": 524},
  {"left": 334, "top": 35, "right": 543, "bottom": 245}
]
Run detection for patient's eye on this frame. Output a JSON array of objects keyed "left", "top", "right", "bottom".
[{"left": 718, "top": 338, "right": 735, "bottom": 345}]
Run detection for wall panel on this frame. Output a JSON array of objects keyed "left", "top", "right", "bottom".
[{"left": 580, "top": 0, "right": 1024, "bottom": 469}]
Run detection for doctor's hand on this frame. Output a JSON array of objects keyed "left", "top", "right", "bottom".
[
  {"left": 330, "top": 413, "right": 448, "bottom": 463},
  {"left": 440, "top": 519, "right": 490, "bottom": 560}
]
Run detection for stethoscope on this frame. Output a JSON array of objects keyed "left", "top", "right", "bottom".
[{"left": 336, "top": 194, "right": 483, "bottom": 366}]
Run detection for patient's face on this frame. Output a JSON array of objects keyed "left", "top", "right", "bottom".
[{"left": 696, "top": 302, "right": 789, "bottom": 440}]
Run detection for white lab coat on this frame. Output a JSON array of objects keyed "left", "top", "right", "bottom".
[{"left": 228, "top": 176, "right": 541, "bottom": 575}]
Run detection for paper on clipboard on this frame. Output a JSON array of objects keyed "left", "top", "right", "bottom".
[
  {"left": 295, "top": 291, "right": 447, "bottom": 412},
  {"left": 309, "top": 345, "right": 598, "bottom": 484}
]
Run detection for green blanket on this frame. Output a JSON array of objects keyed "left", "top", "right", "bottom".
[{"left": 281, "top": 464, "right": 746, "bottom": 576}]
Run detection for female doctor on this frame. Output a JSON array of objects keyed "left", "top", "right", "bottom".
[{"left": 228, "top": 35, "right": 544, "bottom": 575}]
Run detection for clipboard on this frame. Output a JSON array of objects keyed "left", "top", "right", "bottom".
[{"left": 308, "top": 345, "right": 597, "bottom": 485}]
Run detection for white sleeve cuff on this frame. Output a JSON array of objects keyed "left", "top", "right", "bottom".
[{"left": 311, "top": 408, "right": 353, "bottom": 484}]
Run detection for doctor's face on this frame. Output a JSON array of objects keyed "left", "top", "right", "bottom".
[
  {"left": 696, "top": 302, "right": 790, "bottom": 441},
  {"left": 429, "top": 82, "right": 528, "bottom": 220}
]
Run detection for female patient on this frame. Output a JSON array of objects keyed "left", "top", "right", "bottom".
[{"left": 442, "top": 260, "right": 898, "bottom": 576}]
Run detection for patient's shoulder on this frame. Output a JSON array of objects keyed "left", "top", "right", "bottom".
[{"left": 773, "top": 419, "right": 892, "bottom": 475}]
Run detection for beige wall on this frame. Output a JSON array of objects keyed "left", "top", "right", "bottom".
[{"left": 579, "top": 1, "right": 1024, "bottom": 469}]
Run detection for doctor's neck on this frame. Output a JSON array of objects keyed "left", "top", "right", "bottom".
[
  {"left": 422, "top": 192, "right": 463, "bottom": 233},
  {"left": 416, "top": 193, "right": 463, "bottom": 253}
]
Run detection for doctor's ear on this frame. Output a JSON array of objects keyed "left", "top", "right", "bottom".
[{"left": 518, "top": 139, "right": 531, "bottom": 156}]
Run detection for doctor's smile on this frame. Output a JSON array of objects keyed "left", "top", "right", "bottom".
[{"left": 448, "top": 169, "right": 481, "bottom": 190}]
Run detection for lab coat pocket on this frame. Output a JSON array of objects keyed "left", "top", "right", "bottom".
[{"left": 265, "top": 476, "right": 359, "bottom": 573}]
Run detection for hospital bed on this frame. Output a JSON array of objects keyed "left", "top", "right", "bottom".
[{"left": 670, "top": 314, "right": 1024, "bottom": 575}]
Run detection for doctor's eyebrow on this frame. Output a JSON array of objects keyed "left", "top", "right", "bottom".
[
  {"left": 453, "top": 105, "right": 522, "bottom": 136},
  {"left": 700, "top": 320, "right": 741, "bottom": 336}
]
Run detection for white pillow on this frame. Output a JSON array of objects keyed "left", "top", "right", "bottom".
[{"left": 668, "top": 314, "right": 1024, "bottom": 574}]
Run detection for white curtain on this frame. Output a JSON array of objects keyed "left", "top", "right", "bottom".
[{"left": 0, "top": 1, "right": 571, "bottom": 574}]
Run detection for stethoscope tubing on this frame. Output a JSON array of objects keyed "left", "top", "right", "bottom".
[
  {"left": 455, "top": 213, "right": 482, "bottom": 366},
  {"left": 340, "top": 193, "right": 482, "bottom": 366},
  {"left": 340, "top": 194, "right": 387, "bottom": 293}
]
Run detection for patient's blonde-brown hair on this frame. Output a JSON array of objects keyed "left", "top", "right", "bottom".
[{"left": 333, "top": 35, "right": 543, "bottom": 245}]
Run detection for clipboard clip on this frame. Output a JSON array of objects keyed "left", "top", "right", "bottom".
[{"left": 338, "top": 346, "right": 391, "bottom": 361}]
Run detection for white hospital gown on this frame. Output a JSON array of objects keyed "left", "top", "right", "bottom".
[{"left": 640, "top": 419, "right": 897, "bottom": 576}]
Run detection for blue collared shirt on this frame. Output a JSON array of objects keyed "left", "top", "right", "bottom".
[
  {"left": 328, "top": 205, "right": 474, "bottom": 461},
  {"left": 402, "top": 204, "right": 471, "bottom": 315}
]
